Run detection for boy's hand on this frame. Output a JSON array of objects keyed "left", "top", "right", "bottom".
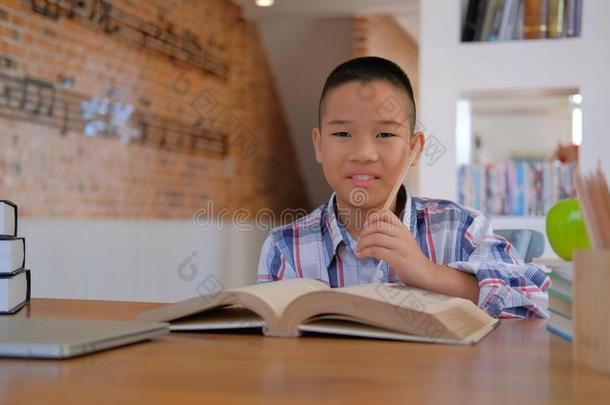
[{"left": 355, "top": 209, "right": 433, "bottom": 289}]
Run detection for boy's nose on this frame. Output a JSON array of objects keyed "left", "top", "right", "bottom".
[{"left": 347, "top": 139, "right": 378, "bottom": 163}]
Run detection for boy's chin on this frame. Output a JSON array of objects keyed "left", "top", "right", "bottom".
[{"left": 338, "top": 190, "right": 385, "bottom": 210}]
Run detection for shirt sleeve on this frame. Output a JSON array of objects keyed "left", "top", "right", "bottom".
[
  {"left": 446, "top": 213, "right": 551, "bottom": 318},
  {"left": 256, "top": 232, "right": 296, "bottom": 283}
]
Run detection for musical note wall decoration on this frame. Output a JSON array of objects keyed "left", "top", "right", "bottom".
[
  {"left": 26, "top": 0, "right": 230, "bottom": 78},
  {"left": 0, "top": 72, "right": 227, "bottom": 156},
  {"left": 0, "top": 55, "right": 17, "bottom": 70}
]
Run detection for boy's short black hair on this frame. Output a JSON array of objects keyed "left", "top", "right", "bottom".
[{"left": 318, "top": 56, "right": 416, "bottom": 134}]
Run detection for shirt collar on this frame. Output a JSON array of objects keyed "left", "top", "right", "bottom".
[{"left": 321, "top": 185, "right": 414, "bottom": 270}]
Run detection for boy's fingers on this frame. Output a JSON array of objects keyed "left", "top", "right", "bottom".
[
  {"left": 359, "top": 219, "right": 405, "bottom": 241},
  {"left": 355, "top": 245, "right": 396, "bottom": 264},
  {"left": 364, "top": 209, "right": 402, "bottom": 228},
  {"left": 356, "top": 233, "right": 399, "bottom": 255}
]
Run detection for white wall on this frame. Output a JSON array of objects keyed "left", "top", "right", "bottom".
[
  {"left": 419, "top": 0, "right": 610, "bottom": 201},
  {"left": 256, "top": 16, "right": 354, "bottom": 207},
  {"left": 20, "top": 219, "right": 267, "bottom": 302}
]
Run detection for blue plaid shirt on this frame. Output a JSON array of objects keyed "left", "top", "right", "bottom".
[{"left": 257, "top": 186, "right": 551, "bottom": 318}]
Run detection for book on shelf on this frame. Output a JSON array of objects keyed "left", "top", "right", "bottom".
[
  {"left": 533, "top": 257, "right": 573, "bottom": 306},
  {"left": 0, "top": 269, "right": 31, "bottom": 315},
  {"left": 547, "top": 0, "right": 565, "bottom": 38},
  {"left": 137, "top": 279, "right": 500, "bottom": 345},
  {"left": 524, "top": 0, "right": 549, "bottom": 39},
  {"left": 546, "top": 309, "right": 572, "bottom": 341},
  {"left": 480, "top": 0, "right": 502, "bottom": 41},
  {"left": 462, "top": 0, "right": 582, "bottom": 42},
  {"left": 565, "top": 0, "right": 583, "bottom": 37},
  {"left": 458, "top": 161, "right": 576, "bottom": 216},
  {"left": 549, "top": 289, "right": 572, "bottom": 318},
  {"left": 534, "top": 258, "right": 573, "bottom": 340},
  {"left": 0, "top": 200, "right": 17, "bottom": 239},
  {"left": 462, "top": 0, "right": 487, "bottom": 41}
]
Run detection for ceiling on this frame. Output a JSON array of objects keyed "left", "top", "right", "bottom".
[
  {"left": 234, "top": 0, "right": 420, "bottom": 39},
  {"left": 233, "top": 0, "right": 419, "bottom": 17}
]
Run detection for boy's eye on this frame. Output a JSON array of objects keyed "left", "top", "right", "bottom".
[
  {"left": 377, "top": 132, "right": 396, "bottom": 138},
  {"left": 332, "top": 131, "right": 351, "bottom": 137}
]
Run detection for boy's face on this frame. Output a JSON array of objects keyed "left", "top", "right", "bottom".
[{"left": 312, "top": 80, "right": 423, "bottom": 211}]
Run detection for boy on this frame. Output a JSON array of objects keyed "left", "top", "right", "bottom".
[{"left": 257, "top": 56, "right": 550, "bottom": 318}]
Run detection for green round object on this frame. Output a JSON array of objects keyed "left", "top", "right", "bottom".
[{"left": 546, "top": 199, "right": 591, "bottom": 261}]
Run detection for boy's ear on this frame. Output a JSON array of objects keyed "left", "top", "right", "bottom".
[
  {"left": 312, "top": 127, "right": 323, "bottom": 164},
  {"left": 409, "top": 131, "right": 425, "bottom": 167}
]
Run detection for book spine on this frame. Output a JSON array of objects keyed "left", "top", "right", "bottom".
[
  {"left": 489, "top": 0, "right": 506, "bottom": 41},
  {"left": 546, "top": 323, "right": 573, "bottom": 342},
  {"left": 498, "top": 0, "right": 512, "bottom": 40},
  {"left": 480, "top": 0, "right": 500, "bottom": 41},
  {"left": 462, "top": 0, "right": 483, "bottom": 41},
  {"left": 0, "top": 237, "right": 26, "bottom": 275},
  {"left": 504, "top": 161, "right": 517, "bottom": 215},
  {"left": 0, "top": 200, "right": 18, "bottom": 239},
  {"left": 503, "top": 0, "right": 521, "bottom": 40},
  {"left": 523, "top": 0, "right": 548, "bottom": 39},
  {"left": 573, "top": 0, "right": 582, "bottom": 36},
  {"left": 534, "top": 163, "right": 544, "bottom": 215},
  {"left": 548, "top": 0, "right": 565, "bottom": 38},
  {"left": 474, "top": 0, "right": 491, "bottom": 40},
  {"left": 513, "top": 0, "right": 526, "bottom": 39},
  {"left": 0, "top": 269, "right": 31, "bottom": 315},
  {"left": 516, "top": 162, "right": 525, "bottom": 215}
]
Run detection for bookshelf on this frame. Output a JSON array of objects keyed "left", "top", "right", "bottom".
[
  {"left": 419, "top": 0, "right": 610, "bottom": 231},
  {"left": 460, "top": 0, "right": 583, "bottom": 43}
]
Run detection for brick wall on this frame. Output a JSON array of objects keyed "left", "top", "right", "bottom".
[
  {"left": 0, "top": 0, "right": 308, "bottom": 218},
  {"left": 353, "top": 14, "right": 420, "bottom": 194}
]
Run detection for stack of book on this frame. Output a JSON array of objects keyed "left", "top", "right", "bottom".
[
  {"left": 462, "top": 0, "right": 582, "bottom": 42},
  {"left": 1, "top": 200, "right": 31, "bottom": 315},
  {"left": 458, "top": 161, "right": 576, "bottom": 216},
  {"left": 534, "top": 257, "right": 573, "bottom": 341}
]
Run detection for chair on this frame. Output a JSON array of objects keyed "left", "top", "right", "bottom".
[{"left": 494, "top": 229, "right": 545, "bottom": 263}]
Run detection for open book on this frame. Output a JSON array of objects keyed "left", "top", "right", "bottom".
[{"left": 136, "top": 279, "right": 499, "bottom": 345}]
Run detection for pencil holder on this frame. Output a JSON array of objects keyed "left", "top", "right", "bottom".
[{"left": 573, "top": 249, "right": 610, "bottom": 374}]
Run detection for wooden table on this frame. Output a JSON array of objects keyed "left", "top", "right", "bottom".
[{"left": 1, "top": 299, "right": 609, "bottom": 404}]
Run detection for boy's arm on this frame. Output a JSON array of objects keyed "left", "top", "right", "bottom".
[
  {"left": 355, "top": 207, "right": 550, "bottom": 318},
  {"left": 445, "top": 213, "right": 551, "bottom": 318}
]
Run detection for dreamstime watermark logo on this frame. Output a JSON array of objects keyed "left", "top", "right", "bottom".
[
  {"left": 170, "top": 73, "right": 262, "bottom": 159},
  {"left": 420, "top": 133, "right": 446, "bottom": 166},
  {"left": 355, "top": 82, "right": 448, "bottom": 166},
  {"left": 192, "top": 200, "right": 309, "bottom": 232},
  {"left": 176, "top": 251, "right": 262, "bottom": 344},
  {"left": 190, "top": 199, "right": 412, "bottom": 235},
  {"left": 374, "top": 283, "right": 447, "bottom": 340},
  {"left": 349, "top": 187, "right": 369, "bottom": 207},
  {"left": 356, "top": 81, "right": 377, "bottom": 103}
]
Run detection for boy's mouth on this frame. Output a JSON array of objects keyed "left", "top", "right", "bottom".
[{"left": 346, "top": 171, "right": 380, "bottom": 188}]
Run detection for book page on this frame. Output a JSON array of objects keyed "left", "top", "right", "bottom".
[
  {"left": 136, "top": 278, "right": 328, "bottom": 326},
  {"left": 233, "top": 278, "right": 328, "bottom": 318},
  {"left": 298, "top": 317, "right": 489, "bottom": 345},
  {"left": 334, "top": 283, "right": 462, "bottom": 315},
  {"left": 281, "top": 282, "right": 495, "bottom": 340},
  {"left": 171, "top": 306, "right": 265, "bottom": 331}
]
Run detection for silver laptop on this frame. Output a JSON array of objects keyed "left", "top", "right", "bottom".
[{"left": 0, "top": 318, "right": 169, "bottom": 359}]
